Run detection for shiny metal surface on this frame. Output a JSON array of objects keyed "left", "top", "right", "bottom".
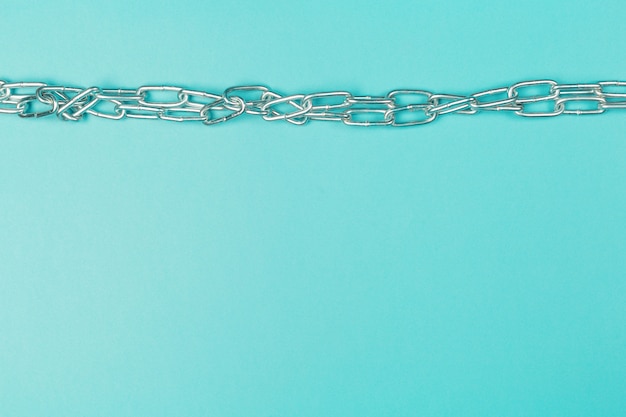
[{"left": 1, "top": 79, "right": 624, "bottom": 126}]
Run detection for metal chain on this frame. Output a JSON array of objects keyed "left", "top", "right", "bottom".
[{"left": 2, "top": 79, "right": 626, "bottom": 126}]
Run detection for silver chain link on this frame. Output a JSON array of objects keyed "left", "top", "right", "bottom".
[{"left": 2, "top": 79, "right": 626, "bottom": 126}]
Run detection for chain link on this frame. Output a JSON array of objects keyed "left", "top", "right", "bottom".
[{"left": 1, "top": 79, "right": 625, "bottom": 126}]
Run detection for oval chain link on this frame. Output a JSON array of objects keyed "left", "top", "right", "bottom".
[{"left": 1, "top": 79, "right": 624, "bottom": 126}]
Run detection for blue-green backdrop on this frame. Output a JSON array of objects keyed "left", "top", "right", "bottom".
[{"left": 1, "top": 1, "right": 625, "bottom": 417}]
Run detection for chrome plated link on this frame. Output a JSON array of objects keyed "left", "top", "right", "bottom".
[
  {"left": 387, "top": 105, "right": 436, "bottom": 126},
  {"left": 471, "top": 87, "right": 521, "bottom": 111},
  {"left": 515, "top": 100, "right": 564, "bottom": 117},
  {"left": 429, "top": 94, "right": 477, "bottom": 115},
  {"left": 598, "top": 81, "right": 626, "bottom": 109},
  {"left": 555, "top": 96, "right": 606, "bottom": 115},
  {"left": 508, "top": 80, "right": 558, "bottom": 103},
  {"left": 261, "top": 94, "right": 311, "bottom": 122},
  {"left": 1, "top": 79, "right": 624, "bottom": 126},
  {"left": 137, "top": 86, "right": 186, "bottom": 108}
]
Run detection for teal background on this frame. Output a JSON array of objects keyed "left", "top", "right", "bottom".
[{"left": 1, "top": 1, "right": 625, "bottom": 416}]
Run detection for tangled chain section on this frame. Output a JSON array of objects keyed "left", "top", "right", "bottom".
[{"left": 2, "top": 80, "right": 626, "bottom": 126}]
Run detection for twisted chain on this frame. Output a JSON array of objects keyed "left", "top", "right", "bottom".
[{"left": 2, "top": 79, "right": 626, "bottom": 126}]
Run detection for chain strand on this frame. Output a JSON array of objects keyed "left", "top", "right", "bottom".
[{"left": 2, "top": 80, "right": 626, "bottom": 126}]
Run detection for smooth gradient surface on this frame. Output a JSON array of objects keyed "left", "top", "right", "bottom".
[{"left": 1, "top": 1, "right": 625, "bottom": 417}]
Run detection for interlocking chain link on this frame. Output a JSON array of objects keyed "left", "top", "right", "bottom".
[{"left": 2, "top": 79, "right": 626, "bottom": 126}]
